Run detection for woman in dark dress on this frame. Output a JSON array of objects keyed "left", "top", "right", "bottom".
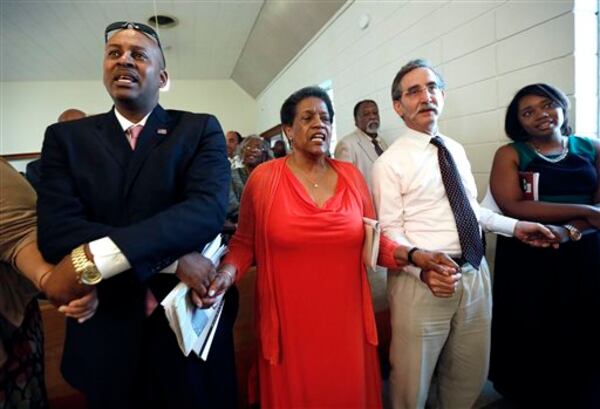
[{"left": 489, "top": 83, "right": 600, "bottom": 408}]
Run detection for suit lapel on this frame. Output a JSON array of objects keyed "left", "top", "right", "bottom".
[
  {"left": 356, "top": 131, "right": 380, "bottom": 162},
  {"left": 123, "top": 105, "right": 171, "bottom": 195},
  {"left": 95, "top": 110, "right": 132, "bottom": 171}
]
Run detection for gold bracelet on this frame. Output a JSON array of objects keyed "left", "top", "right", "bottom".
[{"left": 37, "top": 270, "right": 52, "bottom": 291}]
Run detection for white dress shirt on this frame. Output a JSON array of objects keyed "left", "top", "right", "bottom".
[
  {"left": 88, "top": 109, "right": 176, "bottom": 279},
  {"left": 372, "top": 128, "right": 516, "bottom": 278}
]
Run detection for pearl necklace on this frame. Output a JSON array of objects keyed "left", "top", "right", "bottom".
[{"left": 529, "top": 137, "right": 568, "bottom": 164}]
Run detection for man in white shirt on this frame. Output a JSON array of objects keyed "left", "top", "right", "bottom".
[
  {"left": 334, "top": 99, "right": 388, "bottom": 192},
  {"left": 372, "top": 59, "right": 556, "bottom": 409}
]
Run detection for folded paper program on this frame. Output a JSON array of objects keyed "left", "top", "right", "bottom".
[
  {"left": 161, "top": 234, "right": 227, "bottom": 359},
  {"left": 362, "top": 217, "right": 380, "bottom": 271}
]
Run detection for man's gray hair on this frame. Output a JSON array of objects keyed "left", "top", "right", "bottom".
[{"left": 391, "top": 59, "right": 446, "bottom": 101}]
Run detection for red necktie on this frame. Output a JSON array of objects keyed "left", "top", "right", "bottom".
[
  {"left": 127, "top": 125, "right": 158, "bottom": 314},
  {"left": 128, "top": 125, "right": 143, "bottom": 150}
]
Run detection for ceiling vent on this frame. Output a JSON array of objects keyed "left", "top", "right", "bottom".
[{"left": 148, "top": 15, "right": 178, "bottom": 29}]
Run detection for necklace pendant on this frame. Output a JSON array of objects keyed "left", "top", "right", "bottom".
[{"left": 313, "top": 183, "right": 319, "bottom": 188}]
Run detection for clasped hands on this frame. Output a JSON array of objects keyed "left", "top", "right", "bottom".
[
  {"left": 403, "top": 249, "right": 462, "bottom": 298},
  {"left": 175, "top": 253, "right": 235, "bottom": 309},
  {"left": 40, "top": 254, "right": 98, "bottom": 323},
  {"left": 513, "top": 221, "right": 560, "bottom": 248},
  {"left": 42, "top": 246, "right": 235, "bottom": 323}
]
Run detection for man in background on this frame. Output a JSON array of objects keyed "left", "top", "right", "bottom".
[
  {"left": 57, "top": 108, "right": 86, "bottom": 123},
  {"left": 271, "top": 139, "right": 287, "bottom": 158},
  {"left": 26, "top": 108, "right": 87, "bottom": 190},
  {"left": 226, "top": 130, "right": 243, "bottom": 168},
  {"left": 334, "top": 99, "right": 387, "bottom": 191}
]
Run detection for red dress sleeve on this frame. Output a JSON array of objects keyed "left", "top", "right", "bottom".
[
  {"left": 222, "top": 167, "right": 259, "bottom": 281},
  {"left": 346, "top": 163, "right": 407, "bottom": 270}
]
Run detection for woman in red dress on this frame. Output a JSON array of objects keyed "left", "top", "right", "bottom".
[{"left": 206, "top": 87, "right": 458, "bottom": 409}]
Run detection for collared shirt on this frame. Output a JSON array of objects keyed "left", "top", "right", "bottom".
[
  {"left": 114, "top": 107, "right": 151, "bottom": 134},
  {"left": 89, "top": 108, "right": 176, "bottom": 279},
  {"left": 372, "top": 128, "right": 516, "bottom": 278},
  {"left": 334, "top": 128, "right": 388, "bottom": 192},
  {"left": 229, "top": 154, "right": 243, "bottom": 169}
]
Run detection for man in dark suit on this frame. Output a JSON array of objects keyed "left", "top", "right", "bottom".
[
  {"left": 36, "top": 21, "right": 237, "bottom": 409},
  {"left": 26, "top": 108, "right": 86, "bottom": 190}
]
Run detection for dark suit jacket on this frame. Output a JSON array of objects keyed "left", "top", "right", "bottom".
[
  {"left": 36, "top": 105, "right": 230, "bottom": 393},
  {"left": 25, "top": 158, "right": 41, "bottom": 191}
]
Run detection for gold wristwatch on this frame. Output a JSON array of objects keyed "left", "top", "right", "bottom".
[
  {"left": 563, "top": 224, "right": 582, "bottom": 242},
  {"left": 71, "top": 245, "right": 103, "bottom": 285}
]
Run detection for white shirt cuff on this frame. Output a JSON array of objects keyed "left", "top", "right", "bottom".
[
  {"left": 479, "top": 207, "right": 517, "bottom": 237},
  {"left": 88, "top": 237, "right": 131, "bottom": 279},
  {"left": 88, "top": 237, "right": 179, "bottom": 279}
]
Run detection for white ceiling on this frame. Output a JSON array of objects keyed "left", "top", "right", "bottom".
[{"left": 0, "top": 0, "right": 345, "bottom": 97}]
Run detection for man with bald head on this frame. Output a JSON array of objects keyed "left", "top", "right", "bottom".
[
  {"left": 57, "top": 108, "right": 86, "bottom": 123},
  {"left": 36, "top": 22, "right": 236, "bottom": 409},
  {"left": 26, "top": 108, "right": 87, "bottom": 189}
]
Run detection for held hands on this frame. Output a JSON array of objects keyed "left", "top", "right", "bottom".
[
  {"left": 58, "top": 290, "right": 99, "bottom": 323},
  {"left": 41, "top": 253, "right": 94, "bottom": 307},
  {"left": 514, "top": 221, "right": 559, "bottom": 248},
  {"left": 197, "top": 266, "right": 236, "bottom": 308},
  {"left": 545, "top": 225, "right": 571, "bottom": 244},
  {"left": 411, "top": 250, "right": 462, "bottom": 298},
  {"left": 175, "top": 252, "right": 217, "bottom": 309}
]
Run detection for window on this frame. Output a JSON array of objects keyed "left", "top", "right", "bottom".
[{"left": 319, "top": 79, "right": 338, "bottom": 152}]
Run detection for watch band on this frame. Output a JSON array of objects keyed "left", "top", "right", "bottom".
[
  {"left": 407, "top": 247, "right": 420, "bottom": 265},
  {"left": 71, "top": 245, "right": 103, "bottom": 285},
  {"left": 563, "top": 224, "right": 582, "bottom": 242}
]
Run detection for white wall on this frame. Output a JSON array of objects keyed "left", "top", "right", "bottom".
[
  {"left": 0, "top": 79, "right": 257, "bottom": 157},
  {"left": 256, "top": 0, "right": 597, "bottom": 264}
]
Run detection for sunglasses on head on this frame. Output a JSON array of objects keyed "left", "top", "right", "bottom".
[{"left": 104, "top": 21, "right": 166, "bottom": 66}]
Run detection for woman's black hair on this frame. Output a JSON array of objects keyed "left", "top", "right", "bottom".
[
  {"left": 505, "top": 83, "right": 572, "bottom": 141},
  {"left": 280, "top": 86, "right": 334, "bottom": 126}
]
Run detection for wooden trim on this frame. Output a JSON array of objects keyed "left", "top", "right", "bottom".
[
  {"left": 1, "top": 152, "right": 40, "bottom": 160},
  {"left": 259, "top": 124, "right": 283, "bottom": 141}
]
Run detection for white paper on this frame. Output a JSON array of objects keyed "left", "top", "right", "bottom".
[
  {"left": 161, "top": 234, "right": 227, "bottom": 359},
  {"left": 363, "top": 217, "right": 381, "bottom": 271}
]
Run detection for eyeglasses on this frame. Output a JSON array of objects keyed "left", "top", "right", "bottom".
[
  {"left": 104, "top": 21, "right": 166, "bottom": 66},
  {"left": 403, "top": 83, "right": 442, "bottom": 98},
  {"left": 242, "top": 146, "right": 266, "bottom": 153}
]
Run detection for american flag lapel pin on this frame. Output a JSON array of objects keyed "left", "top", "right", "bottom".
[{"left": 157, "top": 128, "right": 167, "bottom": 135}]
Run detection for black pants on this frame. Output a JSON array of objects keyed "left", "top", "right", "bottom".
[{"left": 86, "top": 287, "right": 239, "bottom": 409}]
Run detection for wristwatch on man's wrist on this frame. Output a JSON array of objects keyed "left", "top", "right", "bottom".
[
  {"left": 563, "top": 224, "right": 582, "bottom": 242},
  {"left": 407, "top": 247, "right": 420, "bottom": 265},
  {"left": 71, "top": 245, "right": 103, "bottom": 285}
]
